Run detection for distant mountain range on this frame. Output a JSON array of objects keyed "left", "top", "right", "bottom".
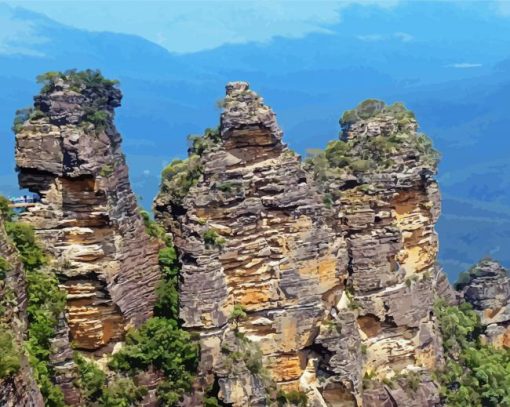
[{"left": 1, "top": 2, "right": 510, "bottom": 278}]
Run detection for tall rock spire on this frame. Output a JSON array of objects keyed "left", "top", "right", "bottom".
[
  {"left": 13, "top": 71, "right": 161, "bottom": 401},
  {"left": 156, "top": 88, "right": 445, "bottom": 406}
]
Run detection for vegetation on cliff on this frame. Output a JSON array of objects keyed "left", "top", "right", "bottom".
[
  {"left": 435, "top": 300, "right": 510, "bottom": 406},
  {"left": 0, "top": 196, "right": 66, "bottom": 405},
  {"left": 36, "top": 69, "right": 119, "bottom": 95},
  {"left": 306, "top": 100, "right": 439, "bottom": 194},
  {"left": 0, "top": 328, "right": 21, "bottom": 380},
  {"left": 84, "top": 211, "right": 199, "bottom": 406},
  {"left": 160, "top": 127, "right": 220, "bottom": 204}
]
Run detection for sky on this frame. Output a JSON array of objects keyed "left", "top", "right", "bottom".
[{"left": 3, "top": 0, "right": 507, "bottom": 54}]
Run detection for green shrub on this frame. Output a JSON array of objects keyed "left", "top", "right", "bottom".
[
  {"left": 161, "top": 127, "right": 221, "bottom": 203},
  {"left": 203, "top": 229, "right": 225, "bottom": 248},
  {"left": 12, "top": 107, "right": 33, "bottom": 134},
  {"left": 6, "top": 220, "right": 65, "bottom": 405},
  {"left": 140, "top": 213, "right": 180, "bottom": 319},
  {"left": 434, "top": 300, "right": 510, "bottom": 406},
  {"left": 36, "top": 69, "right": 119, "bottom": 94},
  {"left": 154, "top": 272, "right": 179, "bottom": 321},
  {"left": 30, "top": 109, "right": 46, "bottom": 121},
  {"left": 99, "top": 164, "right": 114, "bottom": 177},
  {"left": 0, "top": 195, "right": 14, "bottom": 221},
  {"left": 100, "top": 377, "right": 146, "bottom": 407},
  {"left": 84, "top": 110, "right": 109, "bottom": 129},
  {"left": 324, "top": 140, "right": 351, "bottom": 168},
  {"left": 216, "top": 181, "right": 234, "bottom": 193},
  {"left": 204, "top": 396, "right": 220, "bottom": 407},
  {"left": 161, "top": 155, "right": 202, "bottom": 203},
  {"left": 349, "top": 159, "right": 373, "bottom": 173},
  {"left": 139, "top": 209, "right": 170, "bottom": 244},
  {"left": 74, "top": 353, "right": 106, "bottom": 402},
  {"left": 0, "top": 327, "right": 21, "bottom": 379},
  {"left": 276, "top": 390, "right": 308, "bottom": 407},
  {"left": 109, "top": 317, "right": 198, "bottom": 406},
  {"left": 230, "top": 304, "right": 247, "bottom": 324},
  {"left": 5, "top": 222, "right": 47, "bottom": 272},
  {"left": 0, "top": 256, "right": 10, "bottom": 280}
]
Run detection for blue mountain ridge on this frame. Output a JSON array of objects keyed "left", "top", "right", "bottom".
[{"left": 1, "top": 2, "right": 509, "bottom": 278}]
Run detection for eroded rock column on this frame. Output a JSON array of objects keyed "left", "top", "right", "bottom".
[{"left": 14, "top": 72, "right": 161, "bottom": 354}]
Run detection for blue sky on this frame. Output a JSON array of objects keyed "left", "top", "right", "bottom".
[{"left": 3, "top": 0, "right": 509, "bottom": 53}]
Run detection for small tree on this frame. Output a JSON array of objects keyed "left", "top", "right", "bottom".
[{"left": 230, "top": 304, "right": 247, "bottom": 330}]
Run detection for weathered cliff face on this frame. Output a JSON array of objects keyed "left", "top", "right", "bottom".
[
  {"left": 0, "top": 216, "right": 44, "bottom": 406},
  {"left": 14, "top": 73, "right": 161, "bottom": 360},
  {"left": 457, "top": 258, "right": 510, "bottom": 347},
  {"left": 322, "top": 101, "right": 443, "bottom": 406},
  {"left": 155, "top": 86, "right": 444, "bottom": 405},
  {"left": 155, "top": 82, "right": 349, "bottom": 405}
]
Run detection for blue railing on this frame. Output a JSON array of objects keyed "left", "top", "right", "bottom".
[{"left": 9, "top": 195, "right": 41, "bottom": 204}]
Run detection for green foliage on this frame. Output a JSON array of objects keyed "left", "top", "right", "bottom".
[
  {"left": 161, "top": 155, "right": 202, "bottom": 203},
  {"left": 0, "top": 327, "right": 21, "bottom": 379},
  {"left": 188, "top": 127, "right": 221, "bottom": 156},
  {"left": 203, "top": 229, "right": 225, "bottom": 248},
  {"left": 0, "top": 195, "right": 14, "bottom": 221},
  {"left": 140, "top": 209, "right": 170, "bottom": 245},
  {"left": 25, "top": 269, "right": 66, "bottom": 406},
  {"left": 5, "top": 221, "right": 47, "bottom": 272},
  {"left": 204, "top": 396, "right": 220, "bottom": 407},
  {"left": 75, "top": 353, "right": 147, "bottom": 407},
  {"left": 30, "top": 109, "right": 46, "bottom": 121},
  {"left": 215, "top": 181, "right": 234, "bottom": 193},
  {"left": 74, "top": 354, "right": 106, "bottom": 402},
  {"left": 0, "top": 256, "right": 10, "bottom": 280},
  {"left": 160, "top": 127, "right": 220, "bottom": 203},
  {"left": 435, "top": 300, "right": 510, "bottom": 406},
  {"left": 230, "top": 304, "right": 247, "bottom": 324},
  {"left": 154, "top": 246, "right": 180, "bottom": 320},
  {"left": 5, "top": 220, "right": 65, "bottom": 406},
  {"left": 84, "top": 110, "right": 109, "bottom": 129},
  {"left": 340, "top": 99, "right": 415, "bottom": 128},
  {"left": 100, "top": 377, "right": 147, "bottom": 407},
  {"left": 12, "top": 107, "right": 33, "bottom": 134},
  {"left": 306, "top": 100, "right": 439, "bottom": 187},
  {"left": 276, "top": 390, "right": 308, "bottom": 407},
  {"left": 109, "top": 317, "right": 199, "bottom": 406},
  {"left": 221, "top": 332, "right": 266, "bottom": 378},
  {"left": 36, "top": 69, "right": 119, "bottom": 94},
  {"left": 99, "top": 163, "right": 114, "bottom": 177}
]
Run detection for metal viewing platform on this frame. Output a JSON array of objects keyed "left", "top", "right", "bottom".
[{"left": 7, "top": 195, "right": 40, "bottom": 209}]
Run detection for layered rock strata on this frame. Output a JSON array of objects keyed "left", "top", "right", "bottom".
[
  {"left": 14, "top": 73, "right": 161, "bottom": 355},
  {"left": 0, "top": 216, "right": 44, "bottom": 406},
  {"left": 457, "top": 258, "right": 510, "bottom": 347},
  {"left": 155, "top": 81, "right": 349, "bottom": 405},
  {"left": 155, "top": 85, "right": 445, "bottom": 405},
  {"left": 324, "top": 101, "right": 444, "bottom": 406}
]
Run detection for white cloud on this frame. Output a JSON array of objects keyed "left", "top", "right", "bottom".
[
  {"left": 5, "top": 1, "right": 401, "bottom": 53},
  {"left": 0, "top": 5, "right": 48, "bottom": 56},
  {"left": 447, "top": 63, "right": 483, "bottom": 69},
  {"left": 357, "top": 31, "right": 413, "bottom": 43},
  {"left": 495, "top": 0, "right": 510, "bottom": 16},
  {"left": 357, "top": 34, "right": 384, "bottom": 42}
]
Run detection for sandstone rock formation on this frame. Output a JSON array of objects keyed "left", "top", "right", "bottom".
[
  {"left": 457, "top": 258, "right": 510, "bottom": 347},
  {"left": 155, "top": 85, "right": 445, "bottom": 405},
  {"left": 0, "top": 216, "right": 44, "bottom": 406},
  {"left": 13, "top": 71, "right": 161, "bottom": 400},
  {"left": 155, "top": 81, "right": 349, "bottom": 405}
]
